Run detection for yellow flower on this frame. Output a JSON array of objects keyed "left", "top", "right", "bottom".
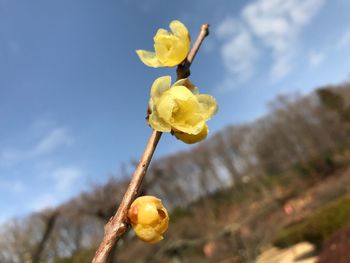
[
  {"left": 173, "top": 124, "right": 209, "bottom": 144},
  {"left": 128, "top": 196, "right": 169, "bottom": 244},
  {"left": 136, "top": 20, "right": 190, "bottom": 67},
  {"left": 148, "top": 76, "right": 217, "bottom": 144}
]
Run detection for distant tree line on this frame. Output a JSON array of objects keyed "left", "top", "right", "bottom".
[{"left": 0, "top": 82, "right": 350, "bottom": 263}]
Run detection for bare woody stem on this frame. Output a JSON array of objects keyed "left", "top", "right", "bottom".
[{"left": 92, "top": 23, "right": 209, "bottom": 263}]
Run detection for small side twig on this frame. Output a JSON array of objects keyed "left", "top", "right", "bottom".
[
  {"left": 177, "top": 23, "right": 209, "bottom": 79},
  {"left": 92, "top": 23, "right": 209, "bottom": 263}
]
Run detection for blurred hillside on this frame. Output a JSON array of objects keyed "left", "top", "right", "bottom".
[{"left": 1, "top": 81, "right": 350, "bottom": 263}]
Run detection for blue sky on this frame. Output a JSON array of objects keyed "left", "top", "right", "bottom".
[{"left": 1, "top": 0, "right": 350, "bottom": 222}]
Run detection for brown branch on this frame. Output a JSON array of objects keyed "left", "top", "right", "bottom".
[
  {"left": 32, "top": 210, "right": 60, "bottom": 263},
  {"left": 177, "top": 23, "right": 209, "bottom": 79},
  {"left": 92, "top": 23, "right": 210, "bottom": 263}
]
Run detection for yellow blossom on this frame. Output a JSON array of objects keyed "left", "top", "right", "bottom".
[
  {"left": 136, "top": 20, "right": 190, "bottom": 67},
  {"left": 128, "top": 196, "right": 169, "bottom": 244},
  {"left": 173, "top": 124, "right": 209, "bottom": 144},
  {"left": 148, "top": 76, "right": 217, "bottom": 144}
]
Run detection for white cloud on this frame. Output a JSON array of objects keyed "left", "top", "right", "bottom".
[
  {"left": 0, "top": 127, "right": 73, "bottom": 167},
  {"left": 337, "top": 27, "right": 350, "bottom": 48},
  {"left": 26, "top": 166, "right": 83, "bottom": 213},
  {"left": 216, "top": 18, "right": 239, "bottom": 39},
  {"left": 32, "top": 128, "right": 73, "bottom": 156},
  {"left": 270, "top": 52, "right": 295, "bottom": 81},
  {"left": 309, "top": 51, "right": 325, "bottom": 67},
  {"left": 221, "top": 29, "right": 259, "bottom": 81},
  {"left": 242, "top": 1, "right": 293, "bottom": 53},
  {"left": 243, "top": 0, "right": 324, "bottom": 81},
  {"left": 216, "top": 0, "right": 324, "bottom": 85},
  {"left": 51, "top": 167, "right": 82, "bottom": 192},
  {"left": 0, "top": 122, "right": 82, "bottom": 218},
  {"left": 215, "top": 77, "right": 239, "bottom": 93},
  {"left": 216, "top": 19, "right": 259, "bottom": 83},
  {"left": 242, "top": 0, "right": 324, "bottom": 47}
]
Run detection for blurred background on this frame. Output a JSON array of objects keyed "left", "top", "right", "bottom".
[{"left": 1, "top": 0, "right": 350, "bottom": 262}]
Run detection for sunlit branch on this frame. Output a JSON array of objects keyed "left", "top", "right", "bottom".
[{"left": 92, "top": 23, "right": 209, "bottom": 263}]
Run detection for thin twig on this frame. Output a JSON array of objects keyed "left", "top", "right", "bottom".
[
  {"left": 92, "top": 23, "right": 210, "bottom": 263},
  {"left": 177, "top": 23, "right": 209, "bottom": 79}
]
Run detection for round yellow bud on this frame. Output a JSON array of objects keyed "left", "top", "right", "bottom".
[{"left": 128, "top": 196, "right": 169, "bottom": 244}]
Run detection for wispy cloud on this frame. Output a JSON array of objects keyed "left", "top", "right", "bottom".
[
  {"left": 0, "top": 127, "right": 73, "bottom": 167},
  {"left": 32, "top": 128, "right": 73, "bottom": 156},
  {"left": 0, "top": 121, "right": 84, "bottom": 218},
  {"left": 216, "top": 0, "right": 325, "bottom": 87},
  {"left": 243, "top": 0, "right": 324, "bottom": 81},
  {"left": 221, "top": 29, "right": 259, "bottom": 81},
  {"left": 217, "top": 18, "right": 239, "bottom": 39},
  {"left": 51, "top": 166, "right": 82, "bottom": 192},
  {"left": 270, "top": 52, "right": 295, "bottom": 81},
  {"left": 28, "top": 166, "right": 83, "bottom": 212},
  {"left": 308, "top": 51, "right": 325, "bottom": 68},
  {"left": 337, "top": 26, "right": 350, "bottom": 48}
]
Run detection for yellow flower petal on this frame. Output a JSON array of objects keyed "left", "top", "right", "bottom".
[
  {"left": 154, "top": 37, "right": 187, "bottom": 67},
  {"left": 150, "top": 76, "right": 172, "bottom": 105},
  {"left": 134, "top": 224, "right": 163, "bottom": 243},
  {"left": 197, "top": 94, "right": 218, "bottom": 120},
  {"left": 136, "top": 50, "right": 163, "bottom": 68},
  {"left": 167, "top": 85, "right": 196, "bottom": 101},
  {"left": 155, "top": 86, "right": 206, "bottom": 134},
  {"left": 153, "top": 28, "right": 172, "bottom": 42},
  {"left": 172, "top": 78, "right": 199, "bottom": 94},
  {"left": 131, "top": 196, "right": 161, "bottom": 208},
  {"left": 156, "top": 90, "right": 176, "bottom": 122},
  {"left": 149, "top": 112, "right": 172, "bottom": 132},
  {"left": 169, "top": 20, "right": 190, "bottom": 40},
  {"left": 174, "top": 124, "right": 208, "bottom": 144},
  {"left": 173, "top": 117, "right": 206, "bottom": 135},
  {"left": 172, "top": 78, "right": 187, "bottom": 87},
  {"left": 166, "top": 86, "right": 205, "bottom": 134},
  {"left": 137, "top": 202, "right": 160, "bottom": 226},
  {"left": 154, "top": 208, "right": 169, "bottom": 233}
]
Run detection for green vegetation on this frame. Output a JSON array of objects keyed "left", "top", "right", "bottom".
[{"left": 273, "top": 194, "right": 350, "bottom": 248}]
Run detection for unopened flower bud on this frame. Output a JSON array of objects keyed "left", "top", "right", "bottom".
[{"left": 128, "top": 196, "right": 169, "bottom": 243}]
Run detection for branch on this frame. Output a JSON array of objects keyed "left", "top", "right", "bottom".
[
  {"left": 92, "top": 23, "right": 210, "bottom": 263},
  {"left": 177, "top": 23, "right": 209, "bottom": 79},
  {"left": 32, "top": 210, "right": 60, "bottom": 263}
]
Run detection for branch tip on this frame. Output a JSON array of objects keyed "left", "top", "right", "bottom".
[{"left": 201, "top": 23, "right": 209, "bottom": 36}]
